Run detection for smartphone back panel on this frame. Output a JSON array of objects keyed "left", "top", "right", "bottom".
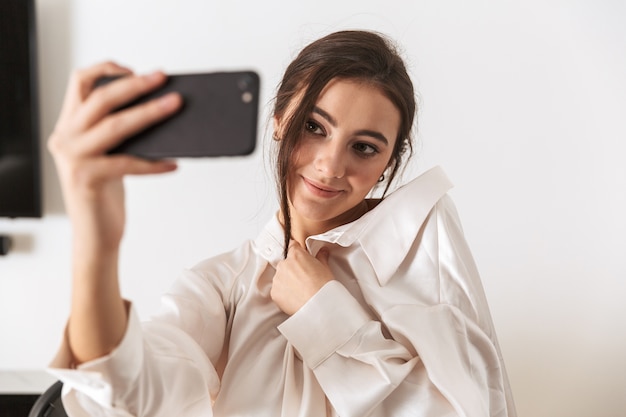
[{"left": 108, "top": 71, "right": 259, "bottom": 158}]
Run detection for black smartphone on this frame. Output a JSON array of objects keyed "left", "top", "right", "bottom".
[{"left": 97, "top": 71, "right": 260, "bottom": 158}]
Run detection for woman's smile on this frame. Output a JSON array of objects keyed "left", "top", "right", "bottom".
[{"left": 301, "top": 176, "right": 344, "bottom": 198}]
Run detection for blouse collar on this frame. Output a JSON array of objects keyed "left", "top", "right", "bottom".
[{"left": 256, "top": 166, "right": 453, "bottom": 285}]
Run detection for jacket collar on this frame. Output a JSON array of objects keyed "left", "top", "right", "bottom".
[{"left": 257, "top": 166, "right": 453, "bottom": 285}]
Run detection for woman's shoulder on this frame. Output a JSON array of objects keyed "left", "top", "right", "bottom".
[
  {"left": 358, "top": 167, "right": 455, "bottom": 239},
  {"left": 188, "top": 239, "right": 260, "bottom": 281}
]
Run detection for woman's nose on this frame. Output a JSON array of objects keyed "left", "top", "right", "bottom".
[{"left": 314, "top": 141, "right": 346, "bottom": 179}]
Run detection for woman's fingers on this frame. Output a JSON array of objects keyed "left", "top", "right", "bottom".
[
  {"left": 271, "top": 242, "right": 335, "bottom": 315},
  {"left": 76, "top": 71, "right": 170, "bottom": 131},
  {"left": 60, "top": 155, "right": 177, "bottom": 194},
  {"left": 93, "top": 155, "right": 178, "bottom": 179},
  {"left": 58, "top": 61, "right": 133, "bottom": 124},
  {"left": 48, "top": 61, "right": 185, "bottom": 198},
  {"left": 55, "top": 62, "right": 180, "bottom": 150},
  {"left": 77, "top": 91, "right": 182, "bottom": 156},
  {"left": 72, "top": 61, "right": 134, "bottom": 101},
  {"left": 56, "top": 61, "right": 180, "bottom": 158}
]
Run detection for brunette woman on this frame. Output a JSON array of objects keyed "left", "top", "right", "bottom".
[{"left": 48, "top": 30, "right": 516, "bottom": 416}]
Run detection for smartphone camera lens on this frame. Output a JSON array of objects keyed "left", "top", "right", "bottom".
[
  {"left": 238, "top": 74, "right": 254, "bottom": 103},
  {"left": 238, "top": 75, "right": 252, "bottom": 91},
  {"left": 241, "top": 91, "right": 253, "bottom": 104}
]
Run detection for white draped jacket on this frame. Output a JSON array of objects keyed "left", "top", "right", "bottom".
[{"left": 50, "top": 166, "right": 517, "bottom": 417}]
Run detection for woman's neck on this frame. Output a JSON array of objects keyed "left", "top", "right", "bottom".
[{"left": 281, "top": 199, "right": 378, "bottom": 248}]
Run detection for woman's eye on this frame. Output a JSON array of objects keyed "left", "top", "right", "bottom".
[
  {"left": 354, "top": 142, "right": 379, "bottom": 156},
  {"left": 305, "top": 120, "right": 324, "bottom": 135}
]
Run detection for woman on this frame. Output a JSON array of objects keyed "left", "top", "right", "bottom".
[{"left": 48, "top": 30, "right": 516, "bottom": 416}]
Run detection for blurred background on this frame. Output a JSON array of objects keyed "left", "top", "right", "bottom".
[{"left": 1, "top": 1, "right": 624, "bottom": 416}]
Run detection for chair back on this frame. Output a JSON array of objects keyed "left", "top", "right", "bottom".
[{"left": 28, "top": 381, "right": 67, "bottom": 417}]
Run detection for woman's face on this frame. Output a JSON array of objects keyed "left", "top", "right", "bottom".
[{"left": 285, "top": 78, "right": 400, "bottom": 233}]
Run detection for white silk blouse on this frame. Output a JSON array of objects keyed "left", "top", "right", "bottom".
[{"left": 49, "top": 166, "right": 517, "bottom": 417}]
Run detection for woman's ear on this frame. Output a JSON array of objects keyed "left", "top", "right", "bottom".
[
  {"left": 273, "top": 116, "right": 282, "bottom": 141},
  {"left": 385, "top": 154, "right": 396, "bottom": 171}
]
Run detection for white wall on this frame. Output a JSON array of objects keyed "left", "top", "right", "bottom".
[{"left": 1, "top": 0, "right": 624, "bottom": 415}]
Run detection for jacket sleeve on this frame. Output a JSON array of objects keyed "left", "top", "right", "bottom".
[
  {"left": 279, "top": 197, "right": 515, "bottom": 417},
  {"left": 278, "top": 281, "right": 451, "bottom": 417},
  {"left": 48, "top": 265, "right": 232, "bottom": 417}
]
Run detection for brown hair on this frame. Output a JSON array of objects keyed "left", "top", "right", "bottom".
[{"left": 272, "top": 30, "right": 417, "bottom": 256}]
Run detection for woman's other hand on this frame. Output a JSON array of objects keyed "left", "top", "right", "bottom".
[{"left": 271, "top": 241, "right": 334, "bottom": 315}]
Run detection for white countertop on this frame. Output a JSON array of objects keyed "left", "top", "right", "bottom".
[{"left": 0, "top": 370, "right": 56, "bottom": 394}]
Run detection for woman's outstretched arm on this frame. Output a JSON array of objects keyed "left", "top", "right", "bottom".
[{"left": 48, "top": 61, "right": 182, "bottom": 364}]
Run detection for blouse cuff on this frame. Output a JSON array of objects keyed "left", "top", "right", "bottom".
[
  {"left": 47, "top": 302, "right": 143, "bottom": 409},
  {"left": 277, "top": 280, "right": 371, "bottom": 369}
]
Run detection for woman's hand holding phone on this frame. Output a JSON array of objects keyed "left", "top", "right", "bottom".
[
  {"left": 48, "top": 61, "right": 182, "bottom": 255},
  {"left": 47, "top": 61, "right": 182, "bottom": 363}
]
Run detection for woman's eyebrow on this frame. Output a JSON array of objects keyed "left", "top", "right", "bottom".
[
  {"left": 313, "top": 106, "right": 338, "bottom": 126},
  {"left": 312, "top": 106, "right": 389, "bottom": 145}
]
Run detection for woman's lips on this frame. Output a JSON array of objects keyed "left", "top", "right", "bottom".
[{"left": 302, "top": 177, "right": 343, "bottom": 198}]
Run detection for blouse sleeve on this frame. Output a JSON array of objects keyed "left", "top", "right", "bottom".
[
  {"left": 279, "top": 196, "right": 515, "bottom": 417},
  {"left": 48, "top": 265, "right": 233, "bottom": 417},
  {"left": 278, "top": 281, "right": 431, "bottom": 416}
]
